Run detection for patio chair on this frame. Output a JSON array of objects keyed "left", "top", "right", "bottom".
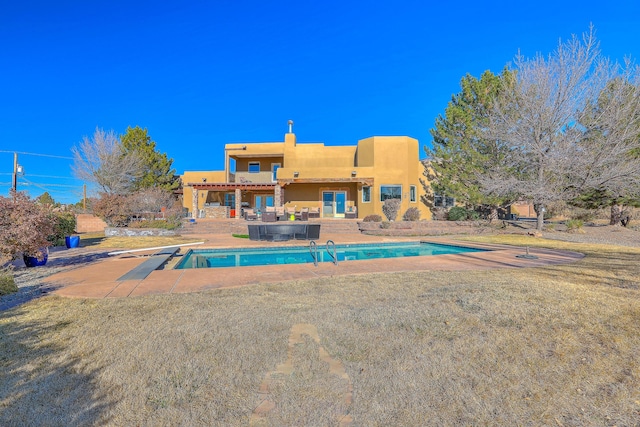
[
  {"left": 295, "top": 207, "right": 309, "bottom": 221},
  {"left": 285, "top": 206, "right": 296, "bottom": 221},
  {"left": 244, "top": 208, "right": 258, "bottom": 221},
  {"left": 262, "top": 206, "right": 277, "bottom": 222},
  {"left": 308, "top": 207, "right": 320, "bottom": 218},
  {"left": 345, "top": 205, "right": 357, "bottom": 219},
  {"left": 275, "top": 206, "right": 287, "bottom": 221}
]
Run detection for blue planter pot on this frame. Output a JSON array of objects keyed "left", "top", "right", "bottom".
[
  {"left": 23, "top": 248, "right": 49, "bottom": 267},
  {"left": 65, "top": 235, "right": 80, "bottom": 249}
]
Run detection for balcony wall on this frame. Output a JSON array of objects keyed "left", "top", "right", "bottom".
[{"left": 234, "top": 171, "right": 274, "bottom": 184}]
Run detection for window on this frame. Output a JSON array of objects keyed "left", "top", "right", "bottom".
[
  {"left": 434, "top": 194, "right": 455, "bottom": 208},
  {"left": 271, "top": 163, "right": 280, "bottom": 181},
  {"left": 362, "top": 186, "right": 371, "bottom": 203},
  {"left": 380, "top": 185, "right": 402, "bottom": 201},
  {"left": 248, "top": 162, "right": 260, "bottom": 173},
  {"left": 224, "top": 193, "right": 235, "bottom": 207},
  {"left": 410, "top": 185, "right": 417, "bottom": 203}
]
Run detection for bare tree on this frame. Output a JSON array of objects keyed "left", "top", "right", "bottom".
[
  {"left": 72, "top": 128, "right": 143, "bottom": 195},
  {"left": 483, "top": 27, "right": 608, "bottom": 230},
  {"left": 576, "top": 61, "right": 640, "bottom": 225}
]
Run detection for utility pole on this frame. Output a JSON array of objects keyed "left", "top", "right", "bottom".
[{"left": 12, "top": 152, "right": 18, "bottom": 193}]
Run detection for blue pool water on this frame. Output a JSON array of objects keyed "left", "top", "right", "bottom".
[{"left": 174, "top": 242, "right": 487, "bottom": 269}]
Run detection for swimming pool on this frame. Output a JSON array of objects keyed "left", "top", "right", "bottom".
[{"left": 174, "top": 242, "right": 488, "bottom": 269}]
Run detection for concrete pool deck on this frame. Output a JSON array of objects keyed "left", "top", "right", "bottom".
[{"left": 45, "top": 232, "right": 585, "bottom": 299}]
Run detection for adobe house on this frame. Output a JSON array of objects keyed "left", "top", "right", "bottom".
[{"left": 181, "top": 122, "right": 430, "bottom": 220}]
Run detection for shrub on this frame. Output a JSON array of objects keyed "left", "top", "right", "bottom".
[
  {"left": 565, "top": 219, "right": 584, "bottom": 231},
  {"left": 0, "top": 192, "right": 55, "bottom": 259},
  {"left": 447, "top": 206, "right": 469, "bottom": 221},
  {"left": 48, "top": 209, "right": 77, "bottom": 246},
  {"left": 431, "top": 207, "right": 448, "bottom": 221},
  {"left": 0, "top": 268, "right": 18, "bottom": 296},
  {"left": 93, "top": 193, "right": 134, "bottom": 227},
  {"left": 402, "top": 207, "right": 421, "bottom": 222},
  {"left": 382, "top": 199, "right": 401, "bottom": 221},
  {"left": 129, "top": 188, "right": 175, "bottom": 213},
  {"left": 447, "top": 206, "right": 480, "bottom": 221},
  {"left": 362, "top": 214, "right": 382, "bottom": 222}
]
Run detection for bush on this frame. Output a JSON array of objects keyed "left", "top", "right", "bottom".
[
  {"left": 0, "top": 192, "right": 55, "bottom": 259},
  {"left": 362, "top": 214, "right": 382, "bottom": 222},
  {"left": 48, "top": 210, "right": 77, "bottom": 246},
  {"left": 129, "top": 188, "right": 175, "bottom": 213},
  {"left": 382, "top": 199, "right": 401, "bottom": 221},
  {"left": 565, "top": 219, "right": 584, "bottom": 231},
  {"left": 93, "top": 193, "right": 134, "bottom": 227},
  {"left": 0, "top": 268, "right": 18, "bottom": 296},
  {"left": 402, "top": 207, "right": 421, "bottom": 221},
  {"left": 447, "top": 206, "right": 479, "bottom": 221},
  {"left": 447, "top": 206, "right": 469, "bottom": 221}
]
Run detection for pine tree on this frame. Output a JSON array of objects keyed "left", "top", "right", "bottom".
[{"left": 120, "top": 126, "right": 179, "bottom": 191}]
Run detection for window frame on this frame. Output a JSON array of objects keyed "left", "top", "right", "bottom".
[
  {"left": 362, "top": 186, "right": 371, "bottom": 203},
  {"left": 380, "top": 185, "right": 402, "bottom": 202},
  {"left": 248, "top": 161, "right": 260, "bottom": 173},
  {"left": 434, "top": 194, "right": 455, "bottom": 208},
  {"left": 271, "top": 163, "right": 281, "bottom": 181}
]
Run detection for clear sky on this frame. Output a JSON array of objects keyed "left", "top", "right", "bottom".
[{"left": 1, "top": 0, "right": 639, "bottom": 204}]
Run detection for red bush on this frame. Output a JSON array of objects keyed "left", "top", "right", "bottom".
[{"left": 0, "top": 192, "right": 55, "bottom": 260}]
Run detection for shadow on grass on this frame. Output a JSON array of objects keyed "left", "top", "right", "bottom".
[
  {"left": 0, "top": 306, "right": 117, "bottom": 425},
  {"left": 77, "top": 235, "right": 107, "bottom": 247}
]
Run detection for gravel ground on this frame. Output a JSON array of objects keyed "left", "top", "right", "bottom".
[{"left": 0, "top": 247, "right": 111, "bottom": 311}]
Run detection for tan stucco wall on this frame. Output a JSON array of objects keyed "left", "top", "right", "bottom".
[
  {"left": 181, "top": 171, "right": 226, "bottom": 213},
  {"left": 181, "top": 133, "right": 432, "bottom": 219},
  {"left": 356, "top": 137, "right": 430, "bottom": 220}
]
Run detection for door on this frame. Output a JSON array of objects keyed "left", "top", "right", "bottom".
[
  {"left": 322, "top": 191, "right": 347, "bottom": 218},
  {"left": 255, "top": 195, "right": 274, "bottom": 213},
  {"left": 322, "top": 192, "right": 334, "bottom": 217}
]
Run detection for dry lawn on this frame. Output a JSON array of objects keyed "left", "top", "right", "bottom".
[
  {"left": 1, "top": 236, "right": 639, "bottom": 426},
  {"left": 78, "top": 232, "right": 202, "bottom": 250}
]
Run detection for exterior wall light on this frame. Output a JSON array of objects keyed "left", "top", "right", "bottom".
[
  {"left": 293, "top": 171, "right": 299, "bottom": 178},
  {"left": 351, "top": 171, "right": 357, "bottom": 177}
]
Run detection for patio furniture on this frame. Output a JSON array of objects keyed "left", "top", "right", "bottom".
[
  {"left": 275, "top": 206, "right": 287, "bottom": 221},
  {"left": 306, "top": 224, "right": 321, "bottom": 240},
  {"left": 285, "top": 207, "right": 296, "bottom": 221},
  {"left": 247, "top": 223, "right": 321, "bottom": 241},
  {"left": 295, "top": 207, "right": 309, "bottom": 221},
  {"left": 262, "top": 207, "right": 277, "bottom": 222},
  {"left": 308, "top": 207, "right": 320, "bottom": 218},
  {"left": 345, "top": 205, "right": 357, "bottom": 219},
  {"left": 244, "top": 208, "right": 258, "bottom": 221}
]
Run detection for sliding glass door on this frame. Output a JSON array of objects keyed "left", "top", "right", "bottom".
[{"left": 322, "top": 191, "right": 346, "bottom": 218}]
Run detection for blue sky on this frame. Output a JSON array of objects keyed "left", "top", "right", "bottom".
[{"left": 1, "top": 0, "right": 639, "bottom": 204}]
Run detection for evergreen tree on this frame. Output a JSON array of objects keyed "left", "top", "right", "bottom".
[
  {"left": 427, "top": 69, "right": 513, "bottom": 220},
  {"left": 120, "top": 126, "right": 179, "bottom": 191}
]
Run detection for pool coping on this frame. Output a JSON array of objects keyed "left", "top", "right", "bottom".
[
  {"left": 174, "top": 241, "right": 490, "bottom": 270},
  {"left": 44, "top": 236, "right": 585, "bottom": 299}
]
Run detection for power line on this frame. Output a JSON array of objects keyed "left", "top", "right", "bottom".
[
  {"left": 0, "top": 150, "right": 73, "bottom": 160},
  {"left": 15, "top": 173, "right": 76, "bottom": 180}
]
